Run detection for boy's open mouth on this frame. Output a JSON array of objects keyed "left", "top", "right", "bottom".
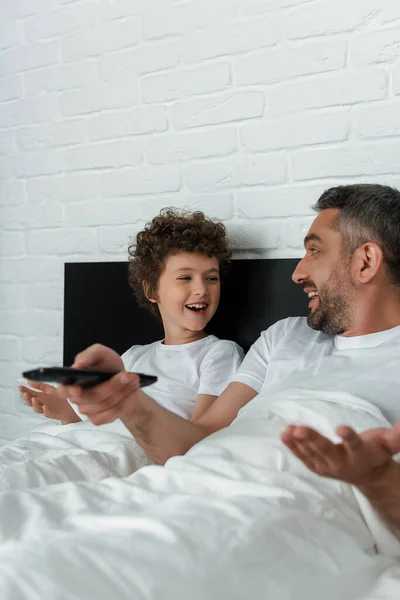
[{"left": 185, "top": 303, "right": 208, "bottom": 313}]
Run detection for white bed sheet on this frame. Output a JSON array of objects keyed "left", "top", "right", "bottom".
[{"left": 0, "top": 388, "right": 399, "bottom": 599}]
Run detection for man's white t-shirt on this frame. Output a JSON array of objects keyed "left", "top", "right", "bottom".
[
  {"left": 233, "top": 316, "right": 400, "bottom": 424},
  {"left": 122, "top": 335, "right": 244, "bottom": 420}
]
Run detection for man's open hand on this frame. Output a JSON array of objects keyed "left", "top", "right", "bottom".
[{"left": 281, "top": 421, "right": 400, "bottom": 486}]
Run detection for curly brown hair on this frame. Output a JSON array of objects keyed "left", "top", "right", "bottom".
[{"left": 128, "top": 208, "right": 231, "bottom": 318}]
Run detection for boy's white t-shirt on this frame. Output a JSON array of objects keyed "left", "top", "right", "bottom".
[
  {"left": 122, "top": 334, "right": 244, "bottom": 420},
  {"left": 233, "top": 316, "right": 400, "bottom": 425}
]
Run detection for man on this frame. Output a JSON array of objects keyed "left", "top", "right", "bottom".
[{"left": 65, "top": 183, "right": 400, "bottom": 473}]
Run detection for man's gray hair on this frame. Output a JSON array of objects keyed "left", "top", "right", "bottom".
[{"left": 314, "top": 184, "right": 400, "bottom": 286}]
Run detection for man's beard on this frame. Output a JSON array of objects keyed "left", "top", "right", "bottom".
[{"left": 307, "top": 269, "right": 353, "bottom": 336}]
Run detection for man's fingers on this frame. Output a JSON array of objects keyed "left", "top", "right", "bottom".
[
  {"left": 282, "top": 425, "right": 342, "bottom": 473},
  {"left": 31, "top": 398, "right": 44, "bottom": 414},
  {"left": 22, "top": 392, "right": 33, "bottom": 406},
  {"left": 337, "top": 426, "right": 364, "bottom": 455},
  {"left": 383, "top": 422, "right": 400, "bottom": 456},
  {"left": 67, "top": 372, "right": 139, "bottom": 407}
]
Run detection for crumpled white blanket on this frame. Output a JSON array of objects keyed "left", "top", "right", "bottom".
[
  {"left": 0, "top": 388, "right": 399, "bottom": 600},
  {"left": 0, "top": 418, "right": 152, "bottom": 491}
]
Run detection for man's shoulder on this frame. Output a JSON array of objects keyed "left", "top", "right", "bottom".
[{"left": 260, "top": 316, "right": 310, "bottom": 339}]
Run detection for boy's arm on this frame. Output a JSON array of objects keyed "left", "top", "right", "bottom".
[{"left": 190, "top": 394, "right": 218, "bottom": 422}]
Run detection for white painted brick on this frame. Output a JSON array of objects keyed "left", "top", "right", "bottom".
[
  {"left": 39, "top": 312, "right": 62, "bottom": 337},
  {"left": 137, "top": 193, "right": 234, "bottom": 220},
  {"left": 0, "top": 285, "right": 24, "bottom": 310},
  {"left": 394, "top": 63, "right": 400, "bottom": 95},
  {"left": 0, "top": 181, "right": 26, "bottom": 207},
  {"left": 236, "top": 184, "right": 328, "bottom": 218},
  {"left": 241, "top": 109, "right": 349, "bottom": 151},
  {"left": 0, "top": 203, "right": 63, "bottom": 231},
  {"left": 227, "top": 221, "right": 280, "bottom": 250},
  {"left": 353, "top": 101, "right": 400, "bottom": 139},
  {"left": 0, "top": 41, "right": 59, "bottom": 76},
  {"left": 0, "top": 75, "right": 23, "bottom": 102},
  {"left": 98, "top": 224, "right": 144, "bottom": 253},
  {"left": 143, "top": 0, "right": 236, "bottom": 40},
  {"left": 0, "top": 151, "right": 63, "bottom": 178},
  {"left": 98, "top": 0, "right": 142, "bottom": 21},
  {"left": 0, "top": 337, "right": 19, "bottom": 361},
  {"left": 21, "top": 281, "right": 61, "bottom": 319},
  {"left": 26, "top": 228, "right": 97, "bottom": 256},
  {"left": 22, "top": 336, "right": 61, "bottom": 363},
  {"left": 98, "top": 0, "right": 166, "bottom": 21},
  {"left": 0, "top": 96, "right": 58, "bottom": 127},
  {"left": 146, "top": 127, "right": 237, "bottom": 164},
  {"left": 183, "top": 15, "right": 280, "bottom": 63},
  {"left": 0, "top": 361, "right": 25, "bottom": 389},
  {"left": 238, "top": 0, "right": 315, "bottom": 16},
  {"left": 87, "top": 107, "right": 168, "bottom": 141},
  {"left": 284, "top": 0, "right": 400, "bottom": 40},
  {"left": 0, "top": 231, "right": 25, "bottom": 256},
  {"left": 171, "top": 91, "right": 265, "bottom": 129},
  {"left": 16, "top": 120, "right": 86, "bottom": 152},
  {"left": 293, "top": 141, "right": 400, "bottom": 180},
  {"left": 0, "top": 257, "right": 62, "bottom": 283},
  {"left": 99, "top": 41, "right": 181, "bottom": 82},
  {"left": 62, "top": 17, "right": 141, "bottom": 62},
  {"left": 64, "top": 198, "right": 143, "bottom": 227},
  {"left": 351, "top": 27, "right": 400, "bottom": 67},
  {"left": 269, "top": 68, "right": 387, "bottom": 115},
  {"left": 59, "top": 80, "right": 138, "bottom": 116},
  {"left": 64, "top": 140, "right": 144, "bottom": 172},
  {"left": 101, "top": 165, "right": 182, "bottom": 197},
  {"left": 0, "top": 311, "right": 41, "bottom": 337},
  {"left": 0, "top": 130, "right": 14, "bottom": 155},
  {"left": 0, "top": 310, "right": 61, "bottom": 339},
  {"left": 24, "top": 3, "right": 97, "bottom": 42},
  {"left": 142, "top": 62, "right": 231, "bottom": 104},
  {"left": 27, "top": 174, "right": 100, "bottom": 203},
  {"left": 186, "top": 154, "right": 286, "bottom": 192},
  {"left": 283, "top": 216, "right": 314, "bottom": 249},
  {"left": 0, "top": 21, "right": 21, "bottom": 50},
  {"left": 0, "top": 0, "right": 49, "bottom": 20},
  {"left": 24, "top": 61, "right": 98, "bottom": 94},
  {"left": 236, "top": 39, "right": 346, "bottom": 86}
]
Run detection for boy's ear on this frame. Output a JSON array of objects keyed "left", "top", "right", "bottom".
[{"left": 142, "top": 281, "right": 158, "bottom": 303}]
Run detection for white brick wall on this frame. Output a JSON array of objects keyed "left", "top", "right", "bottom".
[{"left": 0, "top": 0, "right": 400, "bottom": 416}]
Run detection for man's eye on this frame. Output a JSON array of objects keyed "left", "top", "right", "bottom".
[
  {"left": 310, "top": 248, "right": 319, "bottom": 255},
  {"left": 178, "top": 276, "right": 191, "bottom": 281}
]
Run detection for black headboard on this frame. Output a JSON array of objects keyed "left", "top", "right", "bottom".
[{"left": 63, "top": 259, "right": 308, "bottom": 366}]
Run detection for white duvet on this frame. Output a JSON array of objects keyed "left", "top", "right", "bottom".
[{"left": 0, "top": 388, "right": 400, "bottom": 600}]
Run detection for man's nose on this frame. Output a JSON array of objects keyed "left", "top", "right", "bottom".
[{"left": 292, "top": 257, "right": 308, "bottom": 285}]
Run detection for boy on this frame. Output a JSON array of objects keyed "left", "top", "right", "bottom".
[{"left": 19, "top": 208, "right": 243, "bottom": 431}]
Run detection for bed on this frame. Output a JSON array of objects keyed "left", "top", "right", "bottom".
[{"left": 1, "top": 259, "right": 400, "bottom": 599}]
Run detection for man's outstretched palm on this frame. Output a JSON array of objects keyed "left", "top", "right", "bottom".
[{"left": 281, "top": 421, "right": 400, "bottom": 486}]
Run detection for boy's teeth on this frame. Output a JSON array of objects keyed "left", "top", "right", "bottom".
[{"left": 187, "top": 303, "right": 207, "bottom": 309}]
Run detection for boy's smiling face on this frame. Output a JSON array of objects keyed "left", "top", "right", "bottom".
[{"left": 148, "top": 252, "right": 221, "bottom": 342}]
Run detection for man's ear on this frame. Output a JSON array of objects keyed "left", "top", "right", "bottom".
[
  {"left": 352, "top": 242, "right": 384, "bottom": 284},
  {"left": 142, "top": 281, "right": 158, "bottom": 303}
]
